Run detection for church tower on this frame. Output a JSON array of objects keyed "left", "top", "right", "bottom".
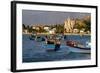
[{"left": 64, "top": 17, "right": 75, "bottom": 33}]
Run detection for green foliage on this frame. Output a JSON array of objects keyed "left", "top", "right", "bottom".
[
  {"left": 38, "top": 27, "right": 47, "bottom": 33},
  {"left": 83, "top": 19, "right": 91, "bottom": 31},
  {"left": 74, "top": 17, "right": 91, "bottom": 32},
  {"left": 22, "top": 24, "right": 26, "bottom": 29},
  {"left": 55, "top": 24, "right": 64, "bottom": 33},
  {"left": 75, "top": 21, "right": 86, "bottom": 30}
]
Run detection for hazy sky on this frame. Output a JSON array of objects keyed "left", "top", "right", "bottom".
[{"left": 22, "top": 10, "right": 90, "bottom": 25}]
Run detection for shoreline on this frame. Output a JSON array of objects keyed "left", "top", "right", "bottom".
[
  {"left": 22, "top": 33, "right": 91, "bottom": 35},
  {"left": 63, "top": 33, "right": 91, "bottom": 35}
]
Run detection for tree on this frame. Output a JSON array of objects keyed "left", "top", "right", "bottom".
[
  {"left": 74, "top": 20, "right": 86, "bottom": 30},
  {"left": 22, "top": 24, "right": 26, "bottom": 30},
  {"left": 83, "top": 17, "right": 91, "bottom": 31},
  {"left": 55, "top": 24, "right": 64, "bottom": 33},
  {"left": 38, "top": 27, "right": 47, "bottom": 33}
]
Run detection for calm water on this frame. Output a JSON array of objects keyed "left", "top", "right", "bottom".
[{"left": 22, "top": 34, "right": 91, "bottom": 63}]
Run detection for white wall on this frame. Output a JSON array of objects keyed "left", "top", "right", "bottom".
[{"left": 0, "top": 0, "right": 99, "bottom": 73}]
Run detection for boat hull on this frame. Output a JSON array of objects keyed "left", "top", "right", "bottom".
[
  {"left": 67, "top": 46, "right": 91, "bottom": 53},
  {"left": 66, "top": 40, "right": 91, "bottom": 53}
]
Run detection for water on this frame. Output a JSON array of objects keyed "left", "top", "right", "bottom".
[{"left": 22, "top": 34, "right": 91, "bottom": 63}]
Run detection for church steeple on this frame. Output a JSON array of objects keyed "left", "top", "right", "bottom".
[{"left": 64, "top": 17, "right": 75, "bottom": 33}]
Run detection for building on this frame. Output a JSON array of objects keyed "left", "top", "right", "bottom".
[
  {"left": 73, "top": 29, "right": 79, "bottom": 33},
  {"left": 64, "top": 17, "right": 75, "bottom": 33},
  {"left": 32, "top": 26, "right": 36, "bottom": 29},
  {"left": 49, "top": 28, "right": 56, "bottom": 34},
  {"left": 43, "top": 26, "right": 50, "bottom": 31},
  {"left": 80, "top": 28, "right": 85, "bottom": 34},
  {"left": 23, "top": 29, "right": 28, "bottom": 34},
  {"left": 32, "top": 25, "right": 40, "bottom": 30}
]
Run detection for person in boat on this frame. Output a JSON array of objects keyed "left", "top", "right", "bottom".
[
  {"left": 54, "top": 39, "right": 61, "bottom": 51},
  {"left": 45, "top": 35, "right": 48, "bottom": 44},
  {"left": 64, "top": 35, "right": 66, "bottom": 40}
]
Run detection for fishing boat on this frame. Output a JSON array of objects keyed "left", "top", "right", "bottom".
[
  {"left": 29, "top": 34, "right": 45, "bottom": 42},
  {"left": 36, "top": 36, "right": 45, "bottom": 42},
  {"left": 43, "top": 44, "right": 70, "bottom": 53},
  {"left": 47, "top": 39, "right": 55, "bottom": 44},
  {"left": 55, "top": 34, "right": 64, "bottom": 40},
  {"left": 46, "top": 34, "right": 63, "bottom": 44},
  {"left": 66, "top": 40, "right": 91, "bottom": 53},
  {"left": 29, "top": 33, "right": 36, "bottom": 40},
  {"left": 46, "top": 35, "right": 55, "bottom": 44}
]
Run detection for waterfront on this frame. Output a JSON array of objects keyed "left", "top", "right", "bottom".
[{"left": 22, "top": 34, "right": 91, "bottom": 63}]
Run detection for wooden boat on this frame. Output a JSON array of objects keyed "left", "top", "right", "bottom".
[
  {"left": 46, "top": 34, "right": 63, "bottom": 44},
  {"left": 36, "top": 36, "right": 45, "bottom": 42},
  {"left": 29, "top": 34, "right": 36, "bottom": 40},
  {"left": 44, "top": 44, "right": 69, "bottom": 53},
  {"left": 29, "top": 34, "right": 45, "bottom": 42},
  {"left": 46, "top": 35, "right": 55, "bottom": 44},
  {"left": 47, "top": 39, "right": 55, "bottom": 44},
  {"left": 66, "top": 40, "right": 91, "bottom": 53}
]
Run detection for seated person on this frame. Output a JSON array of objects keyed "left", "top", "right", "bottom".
[{"left": 54, "top": 39, "right": 61, "bottom": 51}]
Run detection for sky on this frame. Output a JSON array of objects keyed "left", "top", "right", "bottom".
[{"left": 22, "top": 10, "right": 91, "bottom": 26}]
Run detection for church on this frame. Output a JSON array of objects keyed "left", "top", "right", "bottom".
[{"left": 64, "top": 17, "right": 75, "bottom": 33}]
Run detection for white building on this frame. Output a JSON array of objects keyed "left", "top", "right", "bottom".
[
  {"left": 32, "top": 26, "right": 36, "bottom": 29},
  {"left": 24, "top": 29, "right": 28, "bottom": 34},
  {"left": 73, "top": 29, "right": 79, "bottom": 33},
  {"left": 80, "top": 28, "right": 85, "bottom": 34},
  {"left": 43, "top": 26, "right": 49, "bottom": 31},
  {"left": 49, "top": 28, "right": 56, "bottom": 34}
]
